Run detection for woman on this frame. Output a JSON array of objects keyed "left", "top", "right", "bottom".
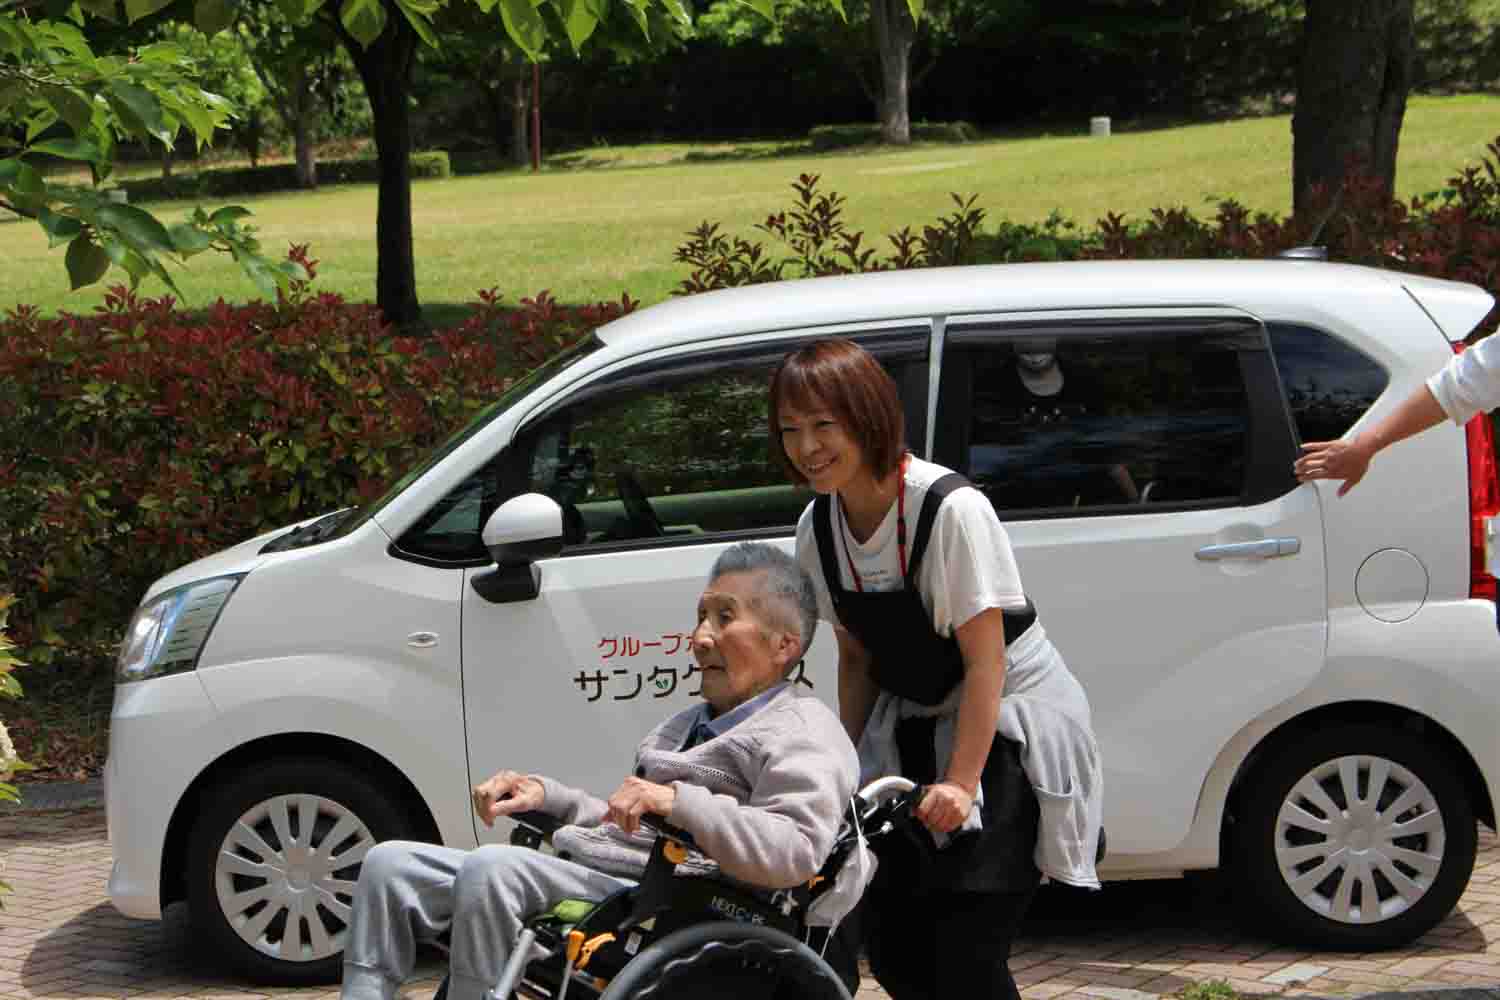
[{"left": 769, "top": 338, "right": 1103, "bottom": 1000}]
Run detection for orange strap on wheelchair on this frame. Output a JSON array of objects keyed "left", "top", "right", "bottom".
[
  {"left": 574, "top": 931, "right": 616, "bottom": 971},
  {"left": 663, "top": 840, "right": 689, "bottom": 864}
]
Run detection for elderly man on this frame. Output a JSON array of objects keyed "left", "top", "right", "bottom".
[{"left": 341, "top": 541, "right": 859, "bottom": 1000}]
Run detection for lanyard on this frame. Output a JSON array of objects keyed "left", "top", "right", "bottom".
[{"left": 837, "top": 456, "right": 909, "bottom": 592}]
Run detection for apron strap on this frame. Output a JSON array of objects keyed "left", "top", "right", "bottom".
[
  {"left": 811, "top": 492, "right": 846, "bottom": 597},
  {"left": 905, "top": 472, "right": 970, "bottom": 584}
]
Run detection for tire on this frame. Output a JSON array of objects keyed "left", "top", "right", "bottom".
[
  {"left": 600, "top": 921, "right": 851, "bottom": 1000},
  {"left": 1230, "top": 723, "right": 1477, "bottom": 950},
  {"left": 187, "top": 756, "right": 419, "bottom": 985}
]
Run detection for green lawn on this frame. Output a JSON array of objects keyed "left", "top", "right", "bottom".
[{"left": 4, "top": 94, "right": 1499, "bottom": 316}]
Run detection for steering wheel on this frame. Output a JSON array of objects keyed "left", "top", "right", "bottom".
[{"left": 615, "top": 466, "right": 664, "bottom": 538}]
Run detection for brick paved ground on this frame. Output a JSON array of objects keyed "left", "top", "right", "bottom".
[{"left": 1, "top": 808, "right": 1497, "bottom": 1000}]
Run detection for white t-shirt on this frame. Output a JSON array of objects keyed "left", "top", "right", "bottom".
[
  {"left": 1429, "top": 333, "right": 1500, "bottom": 426},
  {"left": 794, "top": 456, "right": 1027, "bottom": 638}
]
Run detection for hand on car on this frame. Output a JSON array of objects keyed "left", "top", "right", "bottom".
[
  {"left": 607, "top": 776, "right": 677, "bottom": 834},
  {"left": 1294, "top": 436, "right": 1373, "bottom": 496},
  {"left": 917, "top": 780, "right": 975, "bottom": 835},
  {"left": 472, "top": 770, "right": 545, "bottom": 828}
]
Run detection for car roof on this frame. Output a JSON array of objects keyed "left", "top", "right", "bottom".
[{"left": 593, "top": 259, "right": 1490, "bottom": 351}]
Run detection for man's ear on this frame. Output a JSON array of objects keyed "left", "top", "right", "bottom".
[{"left": 772, "top": 629, "right": 801, "bottom": 674}]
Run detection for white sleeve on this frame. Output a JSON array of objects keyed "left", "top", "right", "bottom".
[
  {"left": 795, "top": 503, "right": 840, "bottom": 625},
  {"left": 927, "top": 487, "right": 1027, "bottom": 635},
  {"left": 1427, "top": 335, "right": 1500, "bottom": 426}
]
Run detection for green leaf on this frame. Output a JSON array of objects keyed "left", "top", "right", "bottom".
[
  {"left": 275, "top": 0, "right": 306, "bottom": 17},
  {"left": 195, "top": 0, "right": 237, "bottom": 34},
  {"left": 622, "top": 0, "right": 648, "bottom": 36},
  {"left": 125, "top": 0, "right": 177, "bottom": 22},
  {"left": 106, "top": 82, "right": 173, "bottom": 146},
  {"left": 903, "top": 0, "right": 920, "bottom": 23},
  {"left": 499, "top": 0, "right": 548, "bottom": 59},
  {"left": 210, "top": 204, "right": 252, "bottom": 225},
  {"left": 28, "top": 136, "right": 102, "bottom": 162},
  {"left": 659, "top": 0, "right": 690, "bottom": 26},
  {"left": 168, "top": 222, "right": 215, "bottom": 254},
  {"left": 0, "top": 157, "right": 46, "bottom": 211},
  {"left": 240, "top": 252, "right": 285, "bottom": 298},
  {"left": 737, "top": 0, "right": 775, "bottom": 19},
  {"left": 100, "top": 236, "right": 155, "bottom": 289},
  {"left": 94, "top": 201, "right": 176, "bottom": 254},
  {"left": 0, "top": 81, "right": 27, "bottom": 117},
  {"left": 41, "top": 85, "right": 94, "bottom": 134},
  {"left": 65, "top": 234, "right": 111, "bottom": 290},
  {"left": 393, "top": 0, "right": 439, "bottom": 47},
  {"left": 555, "top": 0, "right": 598, "bottom": 51},
  {"left": 339, "top": 0, "right": 388, "bottom": 47},
  {"left": 39, "top": 205, "right": 84, "bottom": 248}
]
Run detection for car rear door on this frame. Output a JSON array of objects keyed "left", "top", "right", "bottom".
[{"left": 932, "top": 309, "right": 1328, "bottom": 857}]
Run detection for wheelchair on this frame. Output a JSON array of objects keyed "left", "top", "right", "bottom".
[{"left": 431, "top": 776, "right": 928, "bottom": 1000}]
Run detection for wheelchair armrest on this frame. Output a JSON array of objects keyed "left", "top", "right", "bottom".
[
  {"left": 509, "top": 810, "right": 564, "bottom": 848},
  {"left": 640, "top": 812, "right": 699, "bottom": 852}
]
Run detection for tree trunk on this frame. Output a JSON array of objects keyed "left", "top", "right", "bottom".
[
  {"left": 291, "top": 64, "right": 319, "bottom": 189},
  {"left": 871, "top": 0, "right": 915, "bottom": 144},
  {"left": 511, "top": 64, "right": 530, "bottom": 168},
  {"left": 1292, "top": 0, "right": 1415, "bottom": 214},
  {"left": 160, "top": 144, "right": 173, "bottom": 179},
  {"left": 344, "top": 14, "right": 421, "bottom": 326}
]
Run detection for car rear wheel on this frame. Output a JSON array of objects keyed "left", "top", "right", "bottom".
[
  {"left": 1231, "top": 723, "right": 1476, "bottom": 949},
  {"left": 187, "top": 757, "right": 418, "bottom": 984}
]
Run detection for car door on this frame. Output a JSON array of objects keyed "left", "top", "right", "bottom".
[
  {"left": 446, "top": 325, "right": 931, "bottom": 843},
  {"left": 933, "top": 309, "right": 1328, "bottom": 856}
]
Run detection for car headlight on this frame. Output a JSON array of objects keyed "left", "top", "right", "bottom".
[{"left": 116, "top": 575, "right": 244, "bottom": 684}]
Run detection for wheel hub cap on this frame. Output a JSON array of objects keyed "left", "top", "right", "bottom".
[
  {"left": 214, "top": 793, "right": 376, "bottom": 963},
  {"left": 1273, "top": 754, "right": 1445, "bottom": 925}
]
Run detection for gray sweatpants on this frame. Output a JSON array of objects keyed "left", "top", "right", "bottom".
[{"left": 340, "top": 841, "right": 633, "bottom": 1000}]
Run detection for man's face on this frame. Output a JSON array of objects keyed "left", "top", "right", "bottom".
[{"left": 691, "top": 571, "right": 798, "bottom": 715}]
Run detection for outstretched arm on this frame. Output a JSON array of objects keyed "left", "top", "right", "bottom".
[{"left": 1294, "top": 384, "right": 1447, "bottom": 497}]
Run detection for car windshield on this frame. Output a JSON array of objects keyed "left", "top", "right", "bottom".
[{"left": 324, "top": 333, "right": 605, "bottom": 545}]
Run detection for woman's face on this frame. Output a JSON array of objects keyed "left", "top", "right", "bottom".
[{"left": 777, "top": 396, "right": 868, "bottom": 495}]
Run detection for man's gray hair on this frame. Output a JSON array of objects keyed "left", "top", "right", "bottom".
[{"left": 708, "top": 542, "right": 819, "bottom": 667}]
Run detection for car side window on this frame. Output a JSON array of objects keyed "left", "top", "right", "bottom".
[
  {"left": 1267, "top": 323, "right": 1390, "bottom": 445},
  {"left": 517, "top": 361, "right": 803, "bottom": 546},
  {"left": 948, "top": 329, "right": 1252, "bottom": 514},
  {"left": 395, "top": 333, "right": 929, "bottom": 564}
]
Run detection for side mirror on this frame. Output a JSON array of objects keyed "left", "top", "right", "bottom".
[{"left": 472, "top": 494, "right": 564, "bottom": 603}]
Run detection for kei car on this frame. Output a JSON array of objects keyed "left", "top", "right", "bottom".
[{"left": 106, "top": 258, "right": 1500, "bottom": 982}]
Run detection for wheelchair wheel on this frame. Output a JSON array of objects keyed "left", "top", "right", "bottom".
[{"left": 599, "top": 921, "right": 851, "bottom": 1000}]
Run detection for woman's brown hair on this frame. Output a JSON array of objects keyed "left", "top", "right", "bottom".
[{"left": 768, "top": 338, "right": 906, "bottom": 486}]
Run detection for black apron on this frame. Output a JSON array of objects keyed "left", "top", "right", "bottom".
[{"left": 812, "top": 471, "right": 1041, "bottom": 892}]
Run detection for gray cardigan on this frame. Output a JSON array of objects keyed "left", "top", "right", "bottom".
[{"left": 537, "top": 686, "right": 859, "bottom": 890}]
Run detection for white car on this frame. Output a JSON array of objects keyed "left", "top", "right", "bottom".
[{"left": 107, "top": 259, "right": 1500, "bottom": 984}]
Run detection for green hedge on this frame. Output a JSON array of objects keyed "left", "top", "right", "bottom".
[
  {"left": 118, "top": 150, "right": 451, "bottom": 203},
  {"left": 808, "top": 121, "right": 980, "bottom": 151}
]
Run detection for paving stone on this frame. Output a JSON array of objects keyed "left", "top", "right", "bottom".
[{"left": 3, "top": 808, "right": 1500, "bottom": 999}]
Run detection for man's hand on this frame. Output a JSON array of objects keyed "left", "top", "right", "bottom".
[
  {"left": 606, "top": 776, "right": 677, "bottom": 835},
  {"left": 1295, "top": 435, "right": 1374, "bottom": 497},
  {"left": 916, "top": 780, "right": 975, "bottom": 836},
  {"left": 471, "top": 770, "right": 545, "bottom": 828}
]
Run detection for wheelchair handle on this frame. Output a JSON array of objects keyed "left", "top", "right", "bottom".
[
  {"left": 857, "top": 775, "right": 917, "bottom": 804},
  {"left": 639, "top": 812, "right": 700, "bottom": 852}
]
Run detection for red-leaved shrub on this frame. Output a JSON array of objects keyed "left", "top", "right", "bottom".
[{"left": 0, "top": 251, "right": 634, "bottom": 664}]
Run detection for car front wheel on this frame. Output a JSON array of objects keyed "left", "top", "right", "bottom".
[
  {"left": 1231, "top": 723, "right": 1477, "bottom": 950},
  {"left": 187, "top": 757, "right": 418, "bottom": 984}
]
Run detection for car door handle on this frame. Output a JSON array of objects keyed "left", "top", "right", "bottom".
[{"left": 1195, "top": 537, "right": 1301, "bottom": 561}]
